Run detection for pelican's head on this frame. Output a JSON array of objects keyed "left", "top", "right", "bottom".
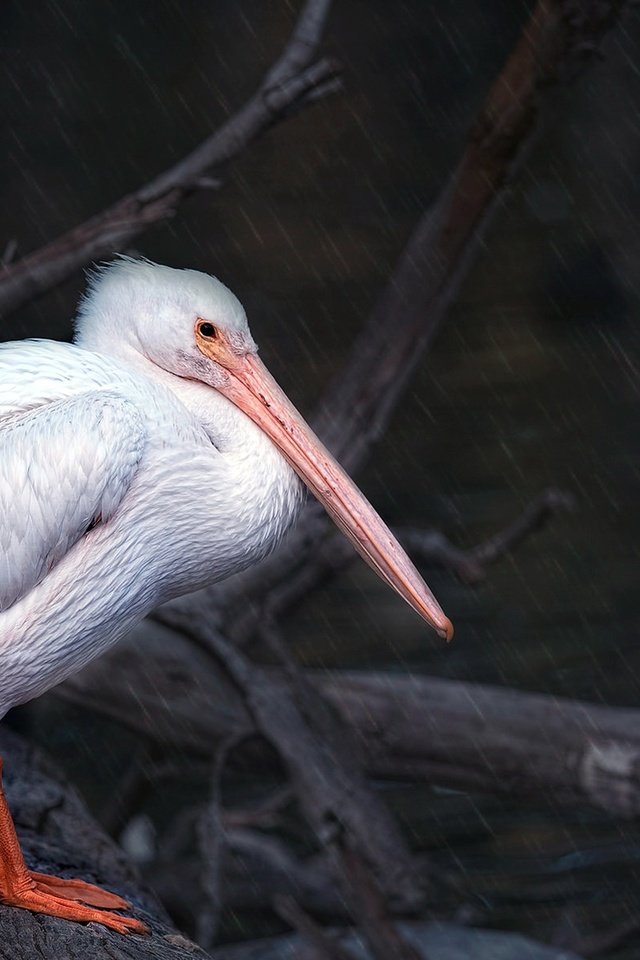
[
  {"left": 75, "top": 257, "right": 257, "bottom": 387},
  {"left": 75, "top": 257, "right": 453, "bottom": 641}
]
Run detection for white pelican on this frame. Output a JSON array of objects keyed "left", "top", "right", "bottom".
[{"left": 0, "top": 258, "right": 452, "bottom": 934}]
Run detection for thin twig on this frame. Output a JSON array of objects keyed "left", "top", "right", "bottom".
[{"left": 470, "top": 487, "right": 576, "bottom": 568}]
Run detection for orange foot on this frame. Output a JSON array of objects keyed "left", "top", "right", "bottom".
[
  {"left": 0, "top": 755, "right": 148, "bottom": 935},
  {"left": 1, "top": 874, "right": 149, "bottom": 935}
]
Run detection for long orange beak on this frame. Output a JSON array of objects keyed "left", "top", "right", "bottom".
[{"left": 201, "top": 335, "right": 453, "bottom": 640}]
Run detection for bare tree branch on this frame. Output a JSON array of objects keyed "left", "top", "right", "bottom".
[
  {"left": 243, "top": 619, "right": 434, "bottom": 953},
  {"left": 153, "top": 617, "right": 427, "bottom": 913},
  {"left": 188, "top": 0, "right": 626, "bottom": 635},
  {"left": 311, "top": 0, "right": 629, "bottom": 469},
  {"left": 265, "top": 0, "right": 333, "bottom": 86},
  {"left": 250, "top": 487, "right": 574, "bottom": 625},
  {"left": 469, "top": 487, "right": 576, "bottom": 568},
  {"left": 0, "top": 0, "right": 339, "bottom": 319}
]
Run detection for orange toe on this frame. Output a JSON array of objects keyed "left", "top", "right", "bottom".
[
  {"left": 1, "top": 885, "right": 149, "bottom": 934},
  {"left": 0, "top": 755, "right": 148, "bottom": 935},
  {"left": 28, "top": 871, "right": 131, "bottom": 910}
]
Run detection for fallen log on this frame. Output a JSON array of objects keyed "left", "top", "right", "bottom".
[
  {"left": 55, "top": 623, "right": 640, "bottom": 818},
  {"left": 0, "top": 726, "right": 211, "bottom": 960},
  {"left": 326, "top": 672, "right": 640, "bottom": 817}
]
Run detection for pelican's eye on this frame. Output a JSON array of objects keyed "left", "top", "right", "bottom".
[{"left": 198, "top": 321, "right": 218, "bottom": 339}]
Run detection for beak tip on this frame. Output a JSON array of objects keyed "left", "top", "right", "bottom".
[{"left": 438, "top": 617, "right": 454, "bottom": 642}]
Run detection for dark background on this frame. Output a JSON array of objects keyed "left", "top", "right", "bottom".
[{"left": 2, "top": 0, "right": 640, "bottom": 953}]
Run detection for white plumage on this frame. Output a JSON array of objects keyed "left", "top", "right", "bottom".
[
  {"left": 0, "top": 260, "right": 302, "bottom": 715},
  {"left": 0, "top": 257, "right": 452, "bottom": 721}
]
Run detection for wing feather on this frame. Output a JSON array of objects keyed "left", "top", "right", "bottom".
[{"left": 0, "top": 391, "right": 146, "bottom": 611}]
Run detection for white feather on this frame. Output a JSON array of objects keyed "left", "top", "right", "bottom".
[
  {"left": 0, "top": 262, "right": 302, "bottom": 715},
  {"left": 0, "top": 388, "right": 145, "bottom": 611}
]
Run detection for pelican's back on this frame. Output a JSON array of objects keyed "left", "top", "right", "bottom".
[{"left": 0, "top": 340, "right": 147, "bottom": 611}]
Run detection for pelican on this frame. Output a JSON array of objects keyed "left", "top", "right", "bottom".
[{"left": 0, "top": 258, "right": 452, "bottom": 934}]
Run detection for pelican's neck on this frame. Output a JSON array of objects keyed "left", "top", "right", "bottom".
[
  {"left": 112, "top": 346, "right": 305, "bottom": 571},
  {"left": 75, "top": 335, "right": 304, "bottom": 557},
  {"left": 77, "top": 336, "right": 294, "bottom": 464}
]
